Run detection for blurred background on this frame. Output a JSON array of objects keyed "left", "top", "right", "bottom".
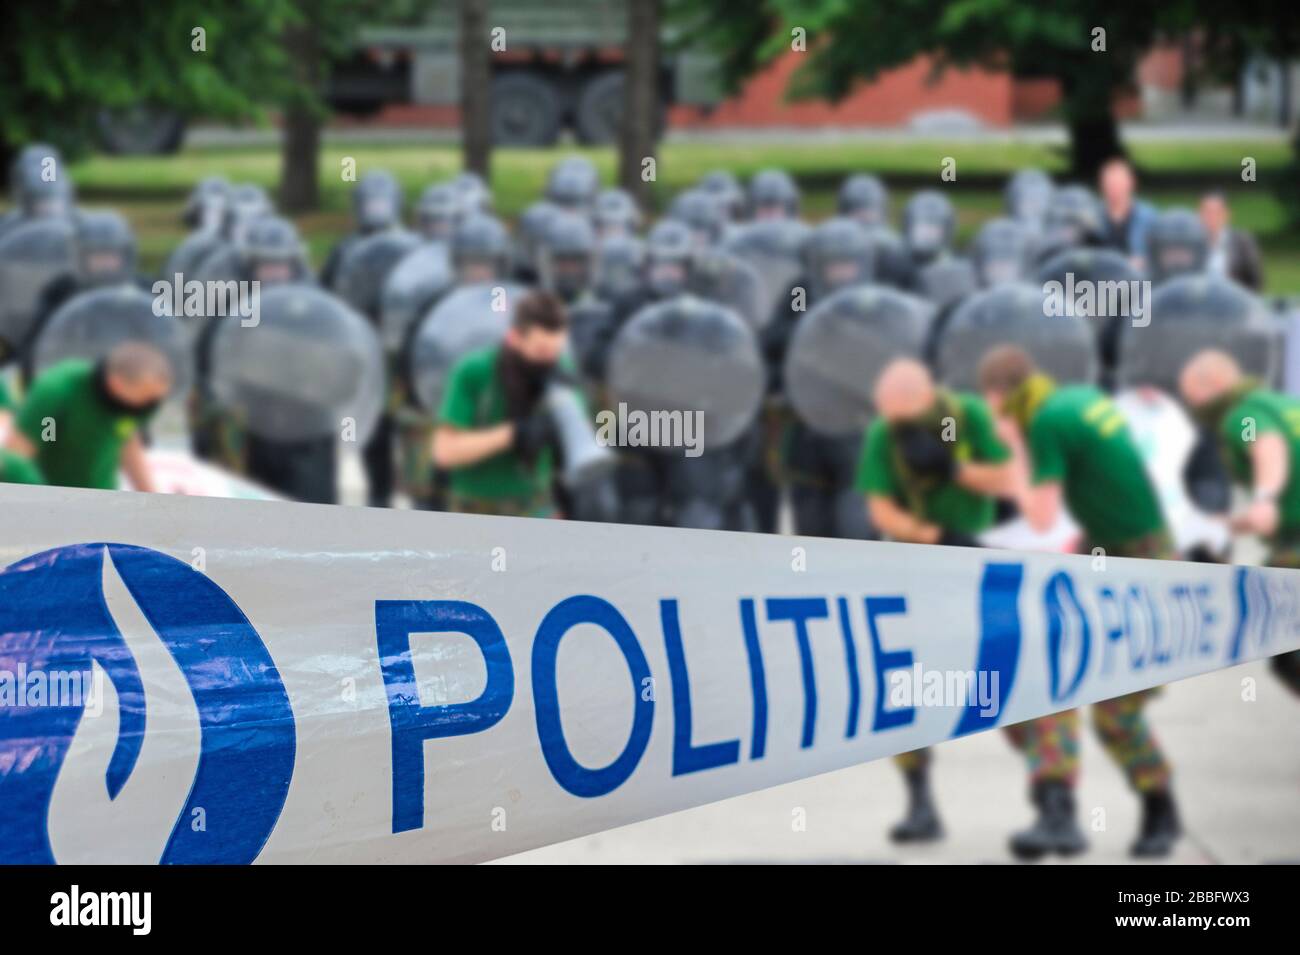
[{"left": 1, "top": 0, "right": 1297, "bottom": 293}]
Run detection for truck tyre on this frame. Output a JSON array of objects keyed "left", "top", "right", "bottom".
[
  {"left": 94, "top": 106, "right": 187, "bottom": 155},
  {"left": 491, "top": 72, "right": 562, "bottom": 147},
  {"left": 575, "top": 71, "right": 665, "bottom": 146}
]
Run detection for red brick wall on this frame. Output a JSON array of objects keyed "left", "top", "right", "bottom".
[{"left": 668, "top": 51, "right": 1014, "bottom": 128}]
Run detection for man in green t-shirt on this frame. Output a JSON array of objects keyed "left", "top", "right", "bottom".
[
  {"left": 0, "top": 376, "right": 45, "bottom": 485},
  {"left": 1179, "top": 348, "right": 1300, "bottom": 697},
  {"left": 5, "top": 343, "right": 171, "bottom": 492},
  {"left": 432, "top": 290, "right": 571, "bottom": 517},
  {"left": 856, "top": 358, "right": 1019, "bottom": 844},
  {"left": 978, "top": 344, "right": 1180, "bottom": 860}
]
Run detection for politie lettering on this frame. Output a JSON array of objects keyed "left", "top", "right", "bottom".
[{"left": 375, "top": 589, "right": 925, "bottom": 834}]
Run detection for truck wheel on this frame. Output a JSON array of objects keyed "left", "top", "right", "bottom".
[
  {"left": 576, "top": 71, "right": 664, "bottom": 145},
  {"left": 575, "top": 71, "right": 624, "bottom": 145},
  {"left": 491, "top": 73, "right": 562, "bottom": 147},
  {"left": 94, "top": 106, "right": 187, "bottom": 155}
]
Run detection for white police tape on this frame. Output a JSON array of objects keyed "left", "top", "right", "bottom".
[{"left": 1, "top": 484, "right": 1297, "bottom": 864}]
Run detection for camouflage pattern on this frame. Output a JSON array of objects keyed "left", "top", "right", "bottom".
[
  {"left": 1004, "top": 533, "right": 1174, "bottom": 792},
  {"left": 893, "top": 748, "right": 931, "bottom": 773}
]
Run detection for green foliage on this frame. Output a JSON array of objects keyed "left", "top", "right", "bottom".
[{"left": 0, "top": 1, "right": 300, "bottom": 156}]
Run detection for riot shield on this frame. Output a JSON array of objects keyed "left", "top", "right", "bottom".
[
  {"left": 784, "top": 285, "right": 933, "bottom": 438},
  {"left": 207, "top": 284, "right": 384, "bottom": 444},
  {"left": 688, "top": 250, "right": 767, "bottom": 330},
  {"left": 567, "top": 296, "right": 615, "bottom": 381},
  {"left": 1036, "top": 246, "right": 1142, "bottom": 373},
  {"left": 0, "top": 218, "right": 76, "bottom": 359},
  {"left": 333, "top": 229, "right": 422, "bottom": 321},
  {"left": 936, "top": 282, "right": 1098, "bottom": 391},
  {"left": 162, "top": 231, "right": 226, "bottom": 284},
  {"left": 379, "top": 241, "right": 454, "bottom": 353},
  {"left": 606, "top": 295, "right": 764, "bottom": 451},
  {"left": 31, "top": 284, "right": 193, "bottom": 396},
  {"left": 408, "top": 282, "right": 524, "bottom": 413},
  {"left": 1114, "top": 275, "right": 1278, "bottom": 394},
  {"left": 913, "top": 256, "right": 978, "bottom": 310},
  {"left": 723, "top": 219, "right": 811, "bottom": 329}
]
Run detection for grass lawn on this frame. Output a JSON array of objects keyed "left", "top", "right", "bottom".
[{"left": 58, "top": 138, "right": 1300, "bottom": 296}]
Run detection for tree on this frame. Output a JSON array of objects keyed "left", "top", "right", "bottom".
[
  {"left": 281, "top": 6, "right": 326, "bottom": 213},
  {"left": 459, "top": 0, "right": 491, "bottom": 179},
  {"left": 668, "top": 0, "right": 1217, "bottom": 178},
  {"left": 620, "top": 0, "right": 662, "bottom": 208},
  {"left": 0, "top": 0, "right": 298, "bottom": 184},
  {"left": 277, "top": 0, "right": 426, "bottom": 213}
]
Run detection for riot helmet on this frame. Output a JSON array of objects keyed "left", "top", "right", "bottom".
[
  {"left": 837, "top": 174, "right": 890, "bottom": 227},
  {"left": 538, "top": 212, "right": 596, "bottom": 302},
  {"left": 644, "top": 219, "right": 695, "bottom": 298},
  {"left": 1005, "top": 169, "right": 1054, "bottom": 227},
  {"left": 801, "top": 217, "right": 873, "bottom": 299},
  {"left": 451, "top": 213, "right": 510, "bottom": 284},
  {"left": 592, "top": 188, "right": 642, "bottom": 239},
  {"left": 972, "top": 217, "right": 1035, "bottom": 287},
  {"left": 545, "top": 156, "right": 600, "bottom": 210},
  {"left": 1145, "top": 208, "right": 1209, "bottom": 285},
  {"left": 749, "top": 168, "right": 800, "bottom": 220},
  {"left": 72, "top": 210, "right": 136, "bottom": 287},
  {"left": 352, "top": 170, "right": 403, "bottom": 233},
  {"left": 902, "top": 190, "right": 956, "bottom": 262}
]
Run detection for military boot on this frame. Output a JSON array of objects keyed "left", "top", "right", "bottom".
[
  {"left": 889, "top": 766, "right": 944, "bottom": 843},
  {"left": 1009, "top": 780, "right": 1088, "bottom": 861},
  {"left": 1130, "top": 789, "right": 1181, "bottom": 858}
]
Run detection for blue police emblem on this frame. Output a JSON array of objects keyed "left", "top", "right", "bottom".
[{"left": 0, "top": 543, "right": 295, "bottom": 864}]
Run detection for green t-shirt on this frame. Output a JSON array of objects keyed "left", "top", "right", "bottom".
[
  {"left": 0, "top": 448, "right": 44, "bottom": 485},
  {"left": 1027, "top": 384, "right": 1165, "bottom": 549},
  {"left": 1219, "top": 387, "right": 1300, "bottom": 536},
  {"left": 0, "top": 376, "right": 14, "bottom": 413},
  {"left": 438, "top": 345, "right": 555, "bottom": 503},
  {"left": 18, "top": 360, "right": 149, "bottom": 490},
  {"left": 855, "top": 391, "right": 1010, "bottom": 534}
]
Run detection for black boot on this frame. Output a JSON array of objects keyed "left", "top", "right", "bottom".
[
  {"left": 1130, "top": 789, "right": 1181, "bottom": 858},
  {"left": 1009, "top": 780, "right": 1088, "bottom": 861},
  {"left": 889, "top": 766, "right": 944, "bottom": 843}
]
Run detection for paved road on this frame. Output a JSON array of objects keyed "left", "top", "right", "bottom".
[{"left": 500, "top": 659, "right": 1300, "bottom": 864}]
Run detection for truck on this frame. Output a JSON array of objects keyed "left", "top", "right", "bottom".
[{"left": 96, "top": 0, "right": 722, "bottom": 154}]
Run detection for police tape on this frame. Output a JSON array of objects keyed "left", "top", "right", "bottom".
[{"left": 1, "top": 484, "right": 1297, "bottom": 865}]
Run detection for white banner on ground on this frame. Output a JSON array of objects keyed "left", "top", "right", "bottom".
[{"left": 0, "top": 485, "right": 1296, "bottom": 864}]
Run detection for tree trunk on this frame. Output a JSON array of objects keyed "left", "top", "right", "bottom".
[
  {"left": 1065, "top": 112, "right": 1126, "bottom": 180},
  {"left": 1060, "top": 58, "right": 1128, "bottom": 180},
  {"left": 620, "top": 0, "right": 661, "bottom": 209},
  {"left": 460, "top": 0, "right": 491, "bottom": 178},
  {"left": 280, "top": 10, "right": 323, "bottom": 214}
]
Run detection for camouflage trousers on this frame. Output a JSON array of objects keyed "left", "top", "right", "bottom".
[
  {"left": 895, "top": 532, "right": 1176, "bottom": 791},
  {"left": 894, "top": 691, "right": 1170, "bottom": 792},
  {"left": 1002, "top": 531, "right": 1175, "bottom": 792}
]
